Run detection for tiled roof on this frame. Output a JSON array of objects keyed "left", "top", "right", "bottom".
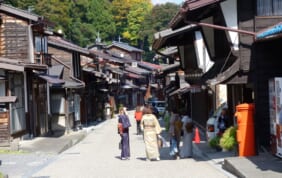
[
  {"left": 50, "top": 55, "right": 85, "bottom": 88},
  {"left": 82, "top": 67, "right": 106, "bottom": 78},
  {"left": 161, "top": 47, "right": 178, "bottom": 55},
  {"left": 0, "top": 57, "right": 47, "bottom": 72},
  {"left": 39, "top": 75, "right": 65, "bottom": 86},
  {"left": 169, "top": 0, "right": 225, "bottom": 29},
  {"left": 161, "top": 62, "right": 181, "bottom": 73},
  {"left": 105, "top": 50, "right": 137, "bottom": 63},
  {"left": 169, "top": 85, "right": 201, "bottom": 96},
  {"left": 90, "top": 50, "right": 134, "bottom": 64},
  {"left": 0, "top": 3, "right": 39, "bottom": 21},
  {"left": 153, "top": 24, "right": 198, "bottom": 50},
  {"left": 49, "top": 65, "right": 64, "bottom": 78},
  {"left": 48, "top": 36, "right": 89, "bottom": 55},
  {"left": 125, "top": 72, "right": 145, "bottom": 79},
  {"left": 105, "top": 66, "right": 124, "bottom": 75},
  {"left": 125, "top": 66, "right": 151, "bottom": 75},
  {"left": 108, "top": 41, "right": 143, "bottom": 52},
  {"left": 138, "top": 61, "right": 162, "bottom": 71}
]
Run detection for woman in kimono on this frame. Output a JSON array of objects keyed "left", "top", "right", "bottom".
[
  {"left": 180, "top": 114, "right": 194, "bottom": 158},
  {"left": 141, "top": 106, "right": 162, "bottom": 161},
  {"left": 118, "top": 107, "right": 131, "bottom": 160}
]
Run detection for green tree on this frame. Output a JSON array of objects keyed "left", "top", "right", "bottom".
[
  {"left": 34, "top": 0, "right": 72, "bottom": 39},
  {"left": 140, "top": 2, "right": 180, "bottom": 61},
  {"left": 123, "top": 0, "right": 152, "bottom": 46},
  {"left": 89, "top": 0, "right": 116, "bottom": 42},
  {"left": 141, "top": 2, "right": 180, "bottom": 45},
  {"left": 33, "top": 0, "right": 115, "bottom": 47},
  {"left": 111, "top": 0, "right": 131, "bottom": 38},
  {"left": 4, "top": 0, "right": 36, "bottom": 10}
]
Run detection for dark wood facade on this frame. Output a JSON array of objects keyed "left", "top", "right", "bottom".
[
  {"left": 0, "top": 4, "right": 50, "bottom": 145},
  {"left": 154, "top": 0, "right": 282, "bottom": 152},
  {"left": 47, "top": 36, "right": 86, "bottom": 132},
  {"left": 0, "top": 13, "right": 29, "bottom": 60},
  {"left": 237, "top": 0, "right": 282, "bottom": 149},
  {"left": 252, "top": 38, "right": 282, "bottom": 148}
]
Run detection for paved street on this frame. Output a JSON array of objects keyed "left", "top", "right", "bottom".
[
  {"left": 1, "top": 111, "right": 235, "bottom": 178},
  {"left": 0, "top": 153, "right": 56, "bottom": 178}
]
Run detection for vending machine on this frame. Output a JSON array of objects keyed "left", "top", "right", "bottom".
[{"left": 269, "top": 78, "right": 282, "bottom": 158}]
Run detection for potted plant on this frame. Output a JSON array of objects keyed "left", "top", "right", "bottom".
[
  {"left": 219, "top": 126, "right": 237, "bottom": 151},
  {"left": 208, "top": 135, "right": 222, "bottom": 151}
]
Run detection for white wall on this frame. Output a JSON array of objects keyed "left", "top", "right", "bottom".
[
  {"left": 194, "top": 31, "right": 214, "bottom": 73},
  {"left": 217, "top": 84, "right": 227, "bottom": 108},
  {"left": 221, "top": 0, "right": 239, "bottom": 50}
]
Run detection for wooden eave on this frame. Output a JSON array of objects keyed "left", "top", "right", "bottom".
[
  {"left": 0, "top": 3, "right": 39, "bottom": 22},
  {"left": 48, "top": 36, "right": 89, "bottom": 56},
  {"left": 153, "top": 24, "right": 199, "bottom": 50},
  {"left": 0, "top": 57, "right": 47, "bottom": 72},
  {"left": 161, "top": 62, "right": 181, "bottom": 74},
  {"left": 169, "top": 0, "right": 226, "bottom": 29},
  {"left": 0, "top": 96, "right": 17, "bottom": 103}
]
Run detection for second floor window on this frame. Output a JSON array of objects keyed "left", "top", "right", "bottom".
[
  {"left": 35, "top": 36, "right": 48, "bottom": 53},
  {"left": 257, "top": 0, "right": 282, "bottom": 16}
]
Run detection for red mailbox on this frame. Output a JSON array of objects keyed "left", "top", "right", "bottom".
[{"left": 235, "top": 103, "right": 255, "bottom": 156}]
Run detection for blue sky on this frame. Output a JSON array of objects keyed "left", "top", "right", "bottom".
[{"left": 152, "top": 0, "right": 183, "bottom": 5}]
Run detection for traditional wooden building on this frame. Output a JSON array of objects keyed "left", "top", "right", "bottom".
[
  {"left": 84, "top": 47, "right": 149, "bottom": 119},
  {"left": 107, "top": 41, "right": 143, "bottom": 61},
  {"left": 47, "top": 35, "right": 87, "bottom": 132},
  {"left": 154, "top": 0, "right": 282, "bottom": 153},
  {"left": 0, "top": 3, "right": 51, "bottom": 146}
]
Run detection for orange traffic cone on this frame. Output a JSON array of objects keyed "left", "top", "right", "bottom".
[{"left": 194, "top": 127, "right": 201, "bottom": 144}]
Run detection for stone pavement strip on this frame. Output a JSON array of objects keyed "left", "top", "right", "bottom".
[
  {"left": 192, "top": 128, "right": 282, "bottom": 178},
  {"left": 19, "top": 131, "right": 87, "bottom": 154},
  {"left": 31, "top": 110, "right": 233, "bottom": 178},
  {"left": 223, "top": 152, "right": 282, "bottom": 178}
]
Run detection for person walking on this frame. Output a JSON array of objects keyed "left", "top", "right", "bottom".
[
  {"left": 141, "top": 106, "right": 162, "bottom": 161},
  {"left": 151, "top": 103, "right": 159, "bottom": 119},
  {"left": 134, "top": 105, "right": 143, "bottom": 135},
  {"left": 180, "top": 114, "right": 194, "bottom": 158},
  {"left": 169, "top": 110, "right": 182, "bottom": 159},
  {"left": 117, "top": 107, "right": 131, "bottom": 160},
  {"left": 217, "top": 108, "right": 229, "bottom": 135}
]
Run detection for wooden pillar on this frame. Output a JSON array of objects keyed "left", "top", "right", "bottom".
[{"left": 65, "top": 88, "right": 70, "bottom": 134}]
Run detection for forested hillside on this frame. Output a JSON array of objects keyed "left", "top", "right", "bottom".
[{"left": 4, "top": 0, "right": 179, "bottom": 60}]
